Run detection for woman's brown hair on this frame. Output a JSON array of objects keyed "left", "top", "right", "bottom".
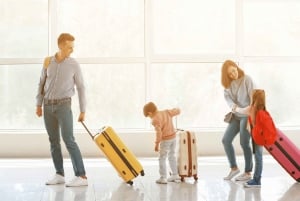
[{"left": 221, "top": 60, "right": 245, "bottom": 89}]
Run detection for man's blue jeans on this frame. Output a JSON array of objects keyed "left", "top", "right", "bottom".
[
  {"left": 222, "top": 116, "right": 253, "bottom": 172},
  {"left": 44, "top": 102, "right": 86, "bottom": 176}
]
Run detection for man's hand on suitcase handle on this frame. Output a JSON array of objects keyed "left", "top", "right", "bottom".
[{"left": 78, "top": 112, "right": 85, "bottom": 122}]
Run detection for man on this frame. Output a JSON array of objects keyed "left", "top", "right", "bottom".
[{"left": 36, "top": 33, "right": 88, "bottom": 187}]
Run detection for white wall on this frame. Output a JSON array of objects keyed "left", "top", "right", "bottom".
[{"left": 0, "top": 129, "right": 299, "bottom": 158}]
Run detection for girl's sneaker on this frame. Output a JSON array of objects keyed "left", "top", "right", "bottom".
[{"left": 244, "top": 179, "right": 261, "bottom": 188}]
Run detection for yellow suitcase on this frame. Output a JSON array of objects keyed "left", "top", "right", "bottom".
[{"left": 81, "top": 122, "right": 144, "bottom": 185}]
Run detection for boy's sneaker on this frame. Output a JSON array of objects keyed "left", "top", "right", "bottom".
[
  {"left": 45, "top": 174, "right": 65, "bottom": 185},
  {"left": 156, "top": 177, "right": 167, "bottom": 184},
  {"left": 235, "top": 173, "right": 252, "bottom": 181},
  {"left": 167, "top": 175, "right": 181, "bottom": 182},
  {"left": 244, "top": 179, "right": 261, "bottom": 188},
  {"left": 66, "top": 176, "right": 88, "bottom": 187},
  {"left": 224, "top": 169, "right": 240, "bottom": 180}
]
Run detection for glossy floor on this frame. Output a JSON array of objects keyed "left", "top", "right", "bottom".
[{"left": 0, "top": 156, "right": 299, "bottom": 201}]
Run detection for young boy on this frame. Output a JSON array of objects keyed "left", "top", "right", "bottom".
[{"left": 143, "top": 102, "right": 181, "bottom": 184}]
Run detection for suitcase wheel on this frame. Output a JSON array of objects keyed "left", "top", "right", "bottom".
[
  {"left": 180, "top": 176, "right": 184, "bottom": 182},
  {"left": 140, "top": 170, "right": 145, "bottom": 176},
  {"left": 127, "top": 180, "right": 133, "bottom": 185},
  {"left": 194, "top": 175, "right": 198, "bottom": 181}
]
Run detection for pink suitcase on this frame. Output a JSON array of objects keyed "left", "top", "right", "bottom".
[
  {"left": 265, "top": 128, "right": 300, "bottom": 182},
  {"left": 177, "top": 130, "right": 198, "bottom": 181}
]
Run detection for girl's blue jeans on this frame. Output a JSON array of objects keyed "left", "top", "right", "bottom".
[{"left": 253, "top": 143, "right": 263, "bottom": 182}]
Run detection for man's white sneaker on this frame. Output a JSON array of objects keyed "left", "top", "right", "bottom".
[
  {"left": 167, "top": 175, "right": 181, "bottom": 182},
  {"left": 156, "top": 177, "right": 167, "bottom": 184},
  {"left": 45, "top": 174, "right": 65, "bottom": 185},
  {"left": 65, "top": 177, "right": 88, "bottom": 187},
  {"left": 223, "top": 169, "right": 240, "bottom": 180},
  {"left": 235, "top": 173, "right": 252, "bottom": 181}
]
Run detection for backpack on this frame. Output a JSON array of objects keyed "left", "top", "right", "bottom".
[
  {"left": 41, "top": 56, "right": 51, "bottom": 95},
  {"left": 249, "top": 110, "right": 277, "bottom": 146},
  {"left": 43, "top": 56, "right": 51, "bottom": 69}
]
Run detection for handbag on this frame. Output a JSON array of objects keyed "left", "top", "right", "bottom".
[{"left": 224, "top": 112, "right": 233, "bottom": 123}]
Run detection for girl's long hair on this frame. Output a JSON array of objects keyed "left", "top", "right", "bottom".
[{"left": 252, "top": 89, "right": 266, "bottom": 111}]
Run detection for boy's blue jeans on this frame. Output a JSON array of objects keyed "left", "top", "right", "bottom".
[
  {"left": 222, "top": 116, "right": 253, "bottom": 172},
  {"left": 44, "top": 102, "right": 86, "bottom": 177}
]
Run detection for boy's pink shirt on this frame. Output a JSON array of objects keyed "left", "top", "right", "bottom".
[{"left": 151, "top": 108, "right": 180, "bottom": 144}]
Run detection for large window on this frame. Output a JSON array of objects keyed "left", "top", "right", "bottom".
[
  {"left": 1, "top": 0, "right": 300, "bottom": 132},
  {"left": 0, "top": 0, "right": 48, "bottom": 58},
  {"left": 152, "top": 0, "right": 236, "bottom": 55},
  {"left": 56, "top": 0, "right": 144, "bottom": 57},
  {"left": 244, "top": 0, "right": 300, "bottom": 56},
  {"left": 244, "top": 62, "right": 300, "bottom": 127},
  {"left": 0, "top": 65, "right": 42, "bottom": 129},
  {"left": 78, "top": 64, "right": 146, "bottom": 129},
  {"left": 149, "top": 63, "right": 225, "bottom": 128}
]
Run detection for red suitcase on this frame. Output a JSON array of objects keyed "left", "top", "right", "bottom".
[{"left": 265, "top": 128, "right": 300, "bottom": 182}]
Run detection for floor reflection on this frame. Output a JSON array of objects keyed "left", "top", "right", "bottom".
[
  {"left": 278, "top": 182, "right": 300, "bottom": 201},
  {"left": 0, "top": 156, "right": 298, "bottom": 201}
]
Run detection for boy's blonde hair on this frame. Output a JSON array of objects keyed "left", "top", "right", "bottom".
[{"left": 143, "top": 102, "right": 157, "bottom": 117}]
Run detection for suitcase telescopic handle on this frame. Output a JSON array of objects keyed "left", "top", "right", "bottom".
[
  {"left": 80, "top": 121, "right": 94, "bottom": 139},
  {"left": 175, "top": 117, "right": 184, "bottom": 132}
]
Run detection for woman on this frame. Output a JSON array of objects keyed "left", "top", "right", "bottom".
[{"left": 221, "top": 60, "right": 254, "bottom": 181}]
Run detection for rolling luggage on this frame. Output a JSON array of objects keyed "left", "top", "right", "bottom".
[
  {"left": 81, "top": 122, "right": 145, "bottom": 185},
  {"left": 265, "top": 128, "right": 300, "bottom": 182},
  {"left": 177, "top": 129, "right": 198, "bottom": 181}
]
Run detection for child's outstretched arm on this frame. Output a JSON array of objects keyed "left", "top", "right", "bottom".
[{"left": 168, "top": 108, "right": 180, "bottom": 117}]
